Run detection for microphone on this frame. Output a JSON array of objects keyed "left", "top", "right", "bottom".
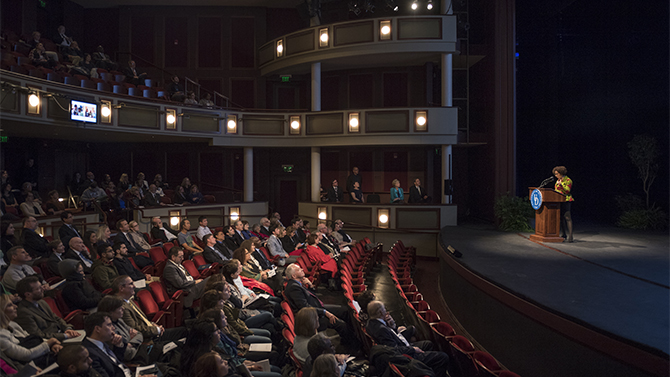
[{"left": 538, "top": 176, "right": 555, "bottom": 188}]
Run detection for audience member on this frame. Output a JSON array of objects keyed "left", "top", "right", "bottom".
[
  {"left": 20, "top": 216, "right": 50, "bottom": 259},
  {"left": 193, "top": 351, "right": 229, "bottom": 377},
  {"left": 293, "top": 307, "right": 319, "bottom": 363},
  {"left": 80, "top": 182, "right": 107, "bottom": 210},
  {"left": 123, "top": 60, "right": 147, "bottom": 86},
  {"left": 291, "top": 217, "right": 307, "bottom": 244},
  {"left": 303, "top": 334, "right": 348, "bottom": 377},
  {"left": 311, "top": 354, "right": 340, "bottom": 377},
  {"left": 19, "top": 192, "right": 46, "bottom": 217},
  {"left": 163, "top": 247, "right": 207, "bottom": 308},
  {"left": 1, "top": 184, "right": 18, "bottom": 211},
  {"left": 267, "top": 224, "right": 288, "bottom": 266},
  {"left": 0, "top": 294, "right": 62, "bottom": 369},
  {"left": 127, "top": 221, "right": 151, "bottom": 252},
  {"left": 150, "top": 216, "right": 178, "bottom": 243},
  {"left": 111, "top": 243, "right": 149, "bottom": 283},
  {"left": 59, "top": 211, "right": 81, "bottom": 251},
  {"left": 19, "top": 182, "right": 42, "bottom": 204},
  {"left": 327, "top": 180, "right": 343, "bottom": 203},
  {"left": 196, "top": 216, "right": 212, "bottom": 240},
  {"left": 83, "top": 230, "right": 99, "bottom": 259},
  {"left": 59, "top": 259, "right": 101, "bottom": 311},
  {"left": 202, "top": 234, "right": 229, "bottom": 265},
  {"left": 390, "top": 179, "right": 404, "bottom": 204},
  {"left": 187, "top": 184, "right": 204, "bottom": 204},
  {"left": 168, "top": 76, "right": 185, "bottom": 102},
  {"left": 250, "top": 223, "right": 267, "bottom": 241},
  {"left": 213, "top": 229, "right": 234, "bottom": 260},
  {"left": 113, "top": 219, "right": 142, "bottom": 257},
  {"left": 53, "top": 25, "right": 73, "bottom": 49},
  {"left": 57, "top": 345, "right": 95, "bottom": 377},
  {"left": 332, "top": 220, "right": 355, "bottom": 248},
  {"left": 241, "top": 220, "right": 253, "bottom": 240},
  {"left": 177, "top": 219, "right": 203, "bottom": 255},
  {"left": 408, "top": 178, "right": 431, "bottom": 203},
  {"left": 81, "top": 311, "right": 133, "bottom": 377},
  {"left": 350, "top": 181, "right": 364, "bottom": 203},
  {"left": 143, "top": 184, "right": 163, "bottom": 207},
  {"left": 259, "top": 217, "right": 271, "bottom": 237},
  {"left": 1, "top": 246, "right": 47, "bottom": 292},
  {"left": 14, "top": 275, "right": 80, "bottom": 341},
  {"left": 92, "top": 45, "right": 118, "bottom": 71},
  {"left": 64, "top": 237, "right": 94, "bottom": 274},
  {"left": 172, "top": 185, "right": 187, "bottom": 204},
  {"left": 184, "top": 92, "right": 198, "bottom": 105},
  {"left": 121, "top": 186, "right": 141, "bottom": 209},
  {"left": 223, "top": 225, "right": 240, "bottom": 251},
  {"left": 96, "top": 225, "right": 114, "bottom": 248},
  {"left": 198, "top": 93, "right": 214, "bottom": 108},
  {"left": 181, "top": 177, "right": 192, "bottom": 192},
  {"left": 118, "top": 174, "right": 131, "bottom": 192},
  {"left": 62, "top": 40, "right": 84, "bottom": 65},
  {"left": 346, "top": 167, "right": 362, "bottom": 193},
  {"left": 46, "top": 190, "right": 66, "bottom": 215},
  {"left": 29, "top": 42, "right": 57, "bottom": 69},
  {"left": 73, "top": 53, "right": 99, "bottom": 78},
  {"left": 1, "top": 222, "right": 16, "bottom": 254},
  {"left": 303, "top": 234, "right": 337, "bottom": 282},
  {"left": 91, "top": 245, "right": 119, "bottom": 291},
  {"left": 47, "top": 239, "right": 66, "bottom": 277},
  {"left": 281, "top": 226, "right": 303, "bottom": 255},
  {"left": 316, "top": 224, "right": 339, "bottom": 256},
  {"left": 153, "top": 174, "right": 169, "bottom": 191},
  {"left": 96, "top": 296, "right": 145, "bottom": 363}
]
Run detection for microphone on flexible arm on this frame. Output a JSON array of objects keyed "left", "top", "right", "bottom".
[{"left": 538, "top": 176, "right": 556, "bottom": 188}]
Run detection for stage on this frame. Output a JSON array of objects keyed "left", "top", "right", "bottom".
[{"left": 438, "top": 222, "right": 669, "bottom": 376}]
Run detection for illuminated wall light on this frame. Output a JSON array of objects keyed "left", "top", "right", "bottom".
[
  {"left": 229, "top": 207, "right": 240, "bottom": 221},
  {"left": 411, "top": 1, "right": 418, "bottom": 10},
  {"left": 289, "top": 115, "right": 301, "bottom": 135},
  {"left": 427, "top": 0, "right": 433, "bottom": 10},
  {"left": 317, "top": 206, "right": 327, "bottom": 224},
  {"left": 378, "top": 208, "right": 390, "bottom": 229},
  {"left": 166, "top": 109, "right": 177, "bottom": 129},
  {"left": 319, "top": 28, "right": 329, "bottom": 47},
  {"left": 227, "top": 114, "right": 238, "bottom": 134},
  {"left": 169, "top": 211, "right": 180, "bottom": 227},
  {"left": 276, "top": 40, "right": 284, "bottom": 57},
  {"left": 28, "top": 92, "right": 40, "bottom": 114},
  {"left": 100, "top": 100, "right": 112, "bottom": 124},
  {"left": 415, "top": 110, "right": 428, "bottom": 131},
  {"left": 380, "top": 21, "right": 392, "bottom": 40},
  {"left": 348, "top": 113, "right": 360, "bottom": 133}
]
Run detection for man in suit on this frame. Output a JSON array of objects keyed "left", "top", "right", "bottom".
[
  {"left": 15, "top": 275, "right": 81, "bottom": 341},
  {"left": 366, "top": 301, "right": 449, "bottom": 377},
  {"left": 21, "top": 216, "right": 51, "bottom": 259},
  {"left": 111, "top": 275, "right": 186, "bottom": 341},
  {"left": 58, "top": 211, "right": 81, "bottom": 251},
  {"left": 284, "top": 264, "right": 353, "bottom": 342},
  {"left": 47, "top": 239, "right": 67, "bottom": 277},
  {"left": 291, "top": 217, "right": 307, "bottom": 244},
  {"left": 213, "top": 230, "right": 234, "bottom": 260},
  {"left": 259, "top": 217, "right": 272, "bottom": 237},
  {"left": 113, "top": 220, "right": 141, "bottom": 257},
  {"left": 316, "top": 224, "right": 340, "bottom": 256},
  {"left": 82, "top": 312, "right": 133, "bottom": 377},
  {"left": 64, "top": 237, "right": 94, "bottom": 274},
  {"left": 408, "top": 178, "right": 431, "bottom": 204},
  {"left": 111, "top": 243, "right": 148, "bottom": 283},
  {"left": 150, "top": 216, "right": 178, "bottom": 243},
  {"left": 202, "top": 234, "right": 229, "bottom": 265},
  {"left": 267, "top": 224, "right": 288, "bottom": 266},
  {"left": 327, "top": 179, "right": 343, "bottom": 203},
  {"left": 122, "top": 60, "right": 147, "bottom": 86},
  {"left": 232, "top": 220, "right": 245, "bottom": 245},
  {"left": 163, "top": 246, "right": 207, "bottom": 307},
  {"left": 223, "top": 225, "right": 240, "bottom": 251},
  {"left": 57, "top": 344, "right": 98, "bottom": 377},
  {"left": 143, "top": 184, "right": 163, "bottom": 207}
]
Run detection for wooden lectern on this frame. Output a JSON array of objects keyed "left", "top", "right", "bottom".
[{"left": 529, "top": 187, "right": 566, "bottom": 243}]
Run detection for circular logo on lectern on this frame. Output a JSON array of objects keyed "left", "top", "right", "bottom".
[{"left": 530, "top": 189, "right": 543, "bottom": 210}]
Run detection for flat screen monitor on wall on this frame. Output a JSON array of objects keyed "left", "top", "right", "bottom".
[{"left": 70, "top": 100, "right": 97, "bottom": 123}]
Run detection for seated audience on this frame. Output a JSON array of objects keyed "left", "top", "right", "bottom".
[
  {"left": 1, "top": 184, "right": 18, "bottom": 211},
  {"left": 267, "top": 225, "right": 288, "bottom": 266},
  {"left": 59, "top": 259, "right": 101, "bottom": 311},
  {"left": 14, "top": 276, "right": 81, "bottom": 342},
  {"left": 153, "top": 174, "right": 169, "bottom": 191},
  {"left": 91, "top": 45, "right": 118, "bottom": 71},
  {"left": 143, "top": 184, "right": 163, "bottom": 207},
  {"left": 331, "top": 220, "right": 355, "bottom": 249},
  {"left": 292, "top": 307, "right": 319, "bottom": 363},
  {"left": 284, "top": 264, "right": 354, "bottom": 345},
  {"left": 150, "top": 216, "right": 178, "bottom": 243},
  {"left": 303, "top": 233, "right": 338, "bottom": 282},
  {"left": 1, "top": 246, "right": 48, "bottom": 292},
  {"left": 390, "top": 179, "right": 404, "bottom": 204},
  {"left": 118, "top": 174, "right": 131, "bottom": 192},
  {"left": 350, "top": 181, "right": 364, "bottom": 203},
  {"left": 177, "top": 219, "right": 203, "bottom": 255},
  {"left": 29, "top": 43, "right": 57, "bottom": 69},
  {"left": 111, "top": 243, "right": 149, "bottom": 283},
  {"left": 47, "top": 239, "right": 67, "bottom": 277},
  {"left": 251, "top": 223, "right": 268, "bottom": 241},
  {"left": 64, "top": 237, "right": 94, "bottom": 274},
  {"left": 80, "top": 182, "right": 107, "bottom": 210},
  {"left": 241, "top": 220, "right": 253, "bottom": 240},
  {"left": 172, "top": 185, "right": 188, "bottom": 204},
  {"left": 282, "top": 226, "right": 304, "bottom": 255},
  {"left": 0, "top": 294, "right": 63, "bottom": 369},
  {"left": 59, "top": 211, "right": 82, "bottom": 251},
  {"left": 53, "top": 25, "right": 73, "bottom": 50},
  {"left": 365, "top": 301, "right": 450, "bottom": 377},
  {"left": 45, "top": 190, "right": 66, "bottom": 216},
  {"left": 82, "top": 312, "right": 133, "bottom": 377},
  {"left": 316, "top": 224, "right": 340, "bottom": 256},
  {"left": 123, "top": 60, "right": 147, "bottom": 86},
  {"left": 97, "top": 296, "right": 145, "bottom": 363},
  {"left": 128, "top": 221, "right": 152, "bottom": 252},
  {"left": 408, "top": 178, "right": 431, "bottom": 204},
  {"left": 96, "top": 224, "right": 114, "bottom": 248},
  {"left": 198, "top": 93, "right": 215, "bottom": 108},
  {"left": 134, "top": 173, "right": 149, "bottom": 195},
  {"left": 72, "top": 53, "right": 98, "bottom": 78},
  {"left": 168, "top": 76, "right": 185, "bottom": 102},
  {"left": 187, "top": 184, "right": 204, "bottom": 204},
  {"left": 221, "top": 260, "right": 281, "bottom": 313},
  {"left": 213, "top": 229, "right": 234, "bottom": 259},
  {"left": 184, "top": 92, "right": 198, "bottom": 105},
  {"left": 91, "top": 245, "right": 119, "bottom": 291},
  {"left": 19, "top": 192, "right": 46, "bottom": 217},
  {"left": 62, "top": 40, "right": 84, "bottom": 65},
  {"left": 1, "top": 222, "right": 16, "bottom": 255},
  {"left": 57, "top": 344, "right": 96, "bottom": 377},
  {"left": 193, "top": 351, "right": 229, "bottom": 377},
  {"left": 303, "top": 334, "right": 349, "bottom": 377},
  {"left": 196, "top": 216, "right": 212, "bottom": 240},
  {"left": 223, "top": 225, "right": 240, "bottom": 251},
  {"left": 121, "top": 186, "right": 141, "bottom": 209},
  {"left": 83, "top": 230, "right": 99, "bottom": 259},
  {"left": 20, "top": 216, "right": 50, "bottom": 259},
  {"left": 238, "top": 240, "right": 281, "bottom": 293},
  {"left": 163, "top": 247, "right": 207, "bottom": 308},
  {"left": 311, "top": 354, "right": 341, "bottom": 377},
  {"left": 203, "top": 234, "right": 230, "bottom": 265},
  {"left": 291, "top": 218, "right": 307, "bottom": 244}
]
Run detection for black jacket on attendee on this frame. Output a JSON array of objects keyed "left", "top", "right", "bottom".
[
  {"left": 214, "top": 241, "right": 234, "bottom": 260},
  {"left": 21, "top": 229, "right": 51, "bottom": 259},
  {"left": 59, "top": 224, "right": 81, "bottom": 251},
  {"left": 82, "top": 338, "right": 127, "bottom": 377},
  {"left": 150, "top": 223, "right": 179, "bottom": 243},
  {"left": 113, "top": 257, "right": 145, "bottom": 281},
  {"left": 203, "top": 245, "right": 228, "bottom": 265},
  {"left": 47, "top": 252, "right": 65, "bottom": 277},
  {"left": 252, "top": 248, "right": 273, "bottom": 270},
  {"left": 285, "top": 279, "right": 325, "bottom": 313}
]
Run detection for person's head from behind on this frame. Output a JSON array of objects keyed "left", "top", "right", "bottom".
[
  {"left": 97, "top": 296, "right": 125, "bottom": 321},
  {"left": 367, "top": 300, "right": 386, "bottom": 320},
  {"left": 295, "top": 307, "right": 319, "bottom": 337},
  {"left": 199, "top": 308, "right": 228, "bottom": 331},
  {"left": 221, "top": 259, "right": 241, "bottom": 284},
  {"left": 357, "top": 290, "right": 376, "bottom": 315},
  {"left": 311, "top": 354, "right": 339, "bottom": 377},
  {"left": 194, "top": 351, "right": 229, "bottom": 377},
  {"left": 199, "top": 290, "right": 226, "bottom": 314},
  {"left": 58, "top": 345, "right": 92, "bottom": 376},
  {"left": 307, "top": 333, "right": 335, "bottom": 361}
]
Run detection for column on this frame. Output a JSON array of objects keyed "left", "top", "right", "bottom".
[
  {"left": 243, "top": 147, "right": 253, "bottom": 202},
  {"left": 311, "top": 147, "right": 321, "bottom": 202},
  {"left": 441, "top": 53, "right": 453, "bottom": 107},
  {"left": 441, "top": 145, "right": 452, "bottom": 204},
  {"left": 311, "top": 62, "right": 321, "bottom": 111}
]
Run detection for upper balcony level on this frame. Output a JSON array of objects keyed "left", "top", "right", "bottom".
[{"left": 259, "top": 15, "right": 458, "bottom": 76}]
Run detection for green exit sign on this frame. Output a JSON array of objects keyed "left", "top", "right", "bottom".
[
  {"left": 0, "top": 136, "right": 7, "bottom": 143},
  {"left": 282, "top": 165, "right": 294, "bottom": 173},
  {"left": 280, "top": 75, "right": 291, "bottom": 82}
]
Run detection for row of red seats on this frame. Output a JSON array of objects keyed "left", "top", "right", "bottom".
[{"left": 388, "top": 241, "right": 520, "bottom": 377}]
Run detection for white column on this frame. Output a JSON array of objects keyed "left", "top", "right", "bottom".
[
  {"left": 442, "top": 145, "right": 453, "bottom": 204},
  {"left": 441, "top": 0, "right": 453, "bottom": 14},
  {"left": 243, "top": 147, "right": 253, "bottom": 202},
  {"left": 311, "top": 147, "right": 321, "bottom": 202},
  {"left": 311, "top": 62, "right": 321, "bottom": 111},
  {"left": 442, "top": 53, "right": 453, "bottom": 107}
]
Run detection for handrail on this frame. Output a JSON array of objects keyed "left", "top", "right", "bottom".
[
  {"left": 115, "top": 51, "right": 172, "bottom": 87},
  {"left": 183, "top": 77, "right": 233, "bottom": 109}
]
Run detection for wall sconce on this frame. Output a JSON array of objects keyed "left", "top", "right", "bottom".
[
  {"left": 276, "top": 40, "right": 284, "bottom": 57},
  {"left": 169, "top": 211, "right": 181, "bottom": 227},
  {"left": 348, "top": 112, "right": 360, "bottom": 133},
  {"left": 415, "top": 110, "right": 427, "bottom": 131},
  {"left": 28, "top": 91, "right": 40, "bottom": 114},
  {"left": 289, "top": 115, "right": 301, "bottom": 135},
  {"left": 317, "top": 206, "right": 327, "bottom": 224},
  {"left": 166, "top": 109, "right": 177, "bottom": 129},
  {"left": 427, "top": 0, "right": 433, "bottom": 10},
  {"left": 100, "top": 100, "right": 112, "bottom": 124},
  {"left": 227, "top": 114, "right": 238, "bottom": 134},
  {"left": 380, "top": 20, "right": 392, "bottom": 40},
  {"left": 229, "top": 206, "right": 240, "bottom": 222},
  {"left": 378, "top": 208, "right": 390, "bottom": 229},
  {"left": 319, "top": 28, "right": 329, "bottom": 47}
]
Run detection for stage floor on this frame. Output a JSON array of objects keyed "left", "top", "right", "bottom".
[{"left": 440, "top": 222, "right": 670, "bottom": 355}]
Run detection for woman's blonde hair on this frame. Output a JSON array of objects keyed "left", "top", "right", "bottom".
[
  {"left": 0, "top": 294, "right": 14, "bottom": 329},
  {"left": 391, "top": 179, "right": 400, "bottom": 187},
  {"left": 96, "top": 225, "right": 110, "bottom": 241}
]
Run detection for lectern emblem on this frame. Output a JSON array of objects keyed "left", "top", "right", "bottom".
[{"left": 530, "top": 189, "right": 543, "bottom": 210}]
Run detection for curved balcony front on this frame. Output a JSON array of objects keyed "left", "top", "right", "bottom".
[
  {"left": 1, "top": 70, "right": 457, "bottom": 147},
  {"left": 259, "top": 15, "right": 458, "bottom": 76}
]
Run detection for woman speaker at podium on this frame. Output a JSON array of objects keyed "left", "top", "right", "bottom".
[{"left": 552, "top": 166, "right": 574, "bottom": 242}]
